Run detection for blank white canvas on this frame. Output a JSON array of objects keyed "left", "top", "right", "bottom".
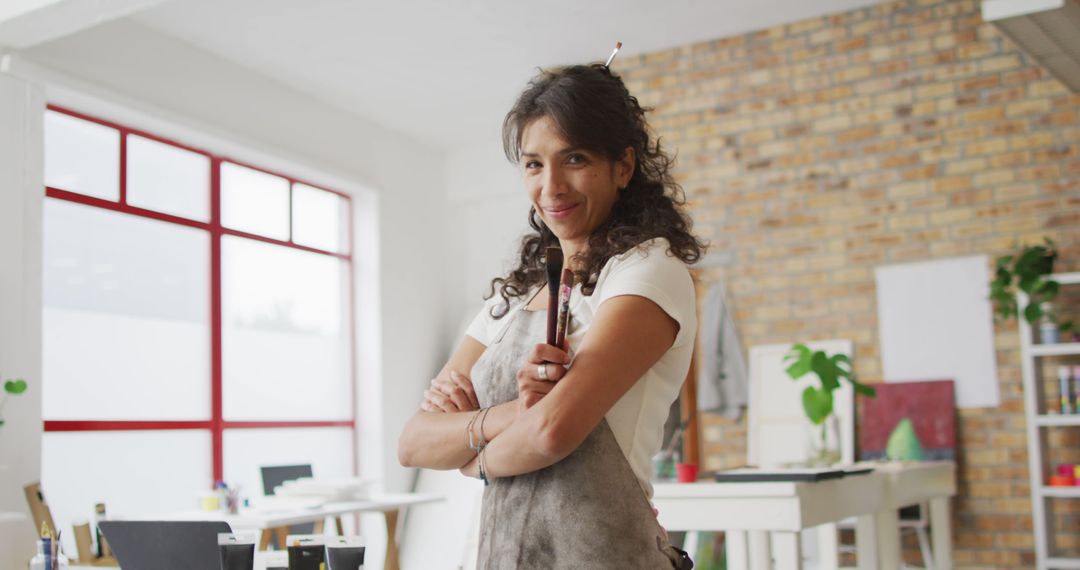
[{"left": 875, "top": 255, "right": 999, "bottom": 408}]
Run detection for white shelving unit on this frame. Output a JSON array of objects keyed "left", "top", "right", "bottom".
[{"left": 1020, "top": 271, "right": 1080, "bottom": 570}]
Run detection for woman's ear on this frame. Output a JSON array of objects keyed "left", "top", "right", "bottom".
[{"left": 617, "top": 147, "right": 636, "bottom": 188}]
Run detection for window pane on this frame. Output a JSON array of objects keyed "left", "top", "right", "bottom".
[
  {"left": 43, "top": 199, "right": 211, "bottom": 420},
  {"left": 43, "top": 430, "right": 212, "bottom": 554},
  {"left": 44, "top": 110, "right": 120, "bottom": 200},
  {"left": 127, "top": 134, "right": 210, "bottom": 221},
  {"left": 222, "top": 236, "right": 350, "bottom": 420},
  {"left": 293, "top": 183, "right": 346, "bottom": 253},
  {"left": 222, "top": 427, "right": 354, "bottom": 499},
  {"left": 221, "top": 162, "right": 289, "bottom": 240}
]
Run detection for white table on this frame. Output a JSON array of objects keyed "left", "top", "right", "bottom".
[
  {"left": 149, "top": 492, "right": 442, "bottom": 570},
  {"left": 72, "top": 551, "right": 288, "bottom": 570},
  {"left": 653, "top": 472, "right": 887, "bottom": 570},
  {"left": 871, "top": 461, "right": 956, "bottom": 570},
  {"left": 653, "top": 462, "right": 957, "bottom": 570}
]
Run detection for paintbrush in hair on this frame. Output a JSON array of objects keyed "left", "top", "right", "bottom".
[{"left": 545, "top": 247, "right": 563, "bottom": 346}]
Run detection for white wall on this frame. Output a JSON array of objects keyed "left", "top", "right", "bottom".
[
  {"left": 0, "top": 72, "right": 45, "bottom": 570},
  {"left": 442, "top": 141, "right": 531, "bottom": 343},
  {"left": 1, "top": 19, "right": 446, "bottom": 562}
]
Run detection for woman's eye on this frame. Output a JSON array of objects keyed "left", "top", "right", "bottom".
[
  {"left": 524, "top": 160, "right": 541, "bottom": 169},
  {"left": 567, "top": 154, "right": 586, "bottom": 165}
]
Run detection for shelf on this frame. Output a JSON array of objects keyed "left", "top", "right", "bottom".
[
  {"left": 1035, "top": 415, "right": 1080, "bottom": 427},
  {"left": 1032, "top": 343, "right": 1080, "bottom": 357},
  {"left": 1041, "top": 486, "right": 1080, "bottom": 498},
  {"left": 1047, "top": 558, "right": 1080, "bottom": 569},
  {"left": 1051, "top": 272, "right": 1080, "bottom": 286}
]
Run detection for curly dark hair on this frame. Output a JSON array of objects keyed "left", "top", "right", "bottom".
[{"left": 486, "top": 63, "right": 705, "bottom": 317}]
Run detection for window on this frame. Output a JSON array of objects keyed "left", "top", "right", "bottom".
[{"left": 41, "top": 106, "right": 356, "bottom": 531}]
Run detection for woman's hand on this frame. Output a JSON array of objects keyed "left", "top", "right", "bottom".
[
  {"left": 517, "top": 343, "right": 571, "bottom": 409},
  {"left": 421, "top": 370, "right": 479, "bottom": 413}
]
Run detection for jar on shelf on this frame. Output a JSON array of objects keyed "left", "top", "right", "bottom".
[{"left": 1039, "top": 303, "right": 1059, "bottom": 344}]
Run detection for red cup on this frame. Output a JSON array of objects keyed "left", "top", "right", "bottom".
[
  {"left": 675, "top": 463, "right": 699, "bottom": 483},
  {"left": 1057, "top": 464, "right": 1075, "bottom": 476}
]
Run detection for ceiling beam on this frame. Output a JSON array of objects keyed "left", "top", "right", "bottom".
[{"left": 0, "top": 0, "right": 166, "bottom": 49}]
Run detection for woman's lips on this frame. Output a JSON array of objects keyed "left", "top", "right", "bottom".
[{"left": 544, "top": 203, "right": 579, "bottom": 219}]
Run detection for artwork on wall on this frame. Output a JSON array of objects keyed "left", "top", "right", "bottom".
[
  {"left": 874, "top": 255, "right": 1000, "bottom": 408},
  {"left": 857, "top": 379, "right": 957, "bottom": 461}
]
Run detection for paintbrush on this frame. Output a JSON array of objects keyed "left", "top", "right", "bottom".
[
  {"left": 555, "top": 268, "right": 574, "bottom": 348},
  {"left": 545, "top": 247, "right": 563, "bottom": 346}
]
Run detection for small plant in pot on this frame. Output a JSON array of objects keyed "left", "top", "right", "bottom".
[
  {"left": 784, "top": 344, "right": 875, "bottom": 466},
  {"left": 990, "top": 237, "right": 1074, "bottom": 339}
]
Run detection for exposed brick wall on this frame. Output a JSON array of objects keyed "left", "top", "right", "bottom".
[{"left": 618, "top": 0, "right": 1080, "bottom": 567}]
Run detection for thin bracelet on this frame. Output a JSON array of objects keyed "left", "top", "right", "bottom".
[
  {"left": 466, "top": 408, "right": 485, "bottom": 451},
  {"left": 478, "top": 446, "right": 489, "bottom": 486},
  {"left": 478, "top": 406, "right": 493, "bottom": 448}
]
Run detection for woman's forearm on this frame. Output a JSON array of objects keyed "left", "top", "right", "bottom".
[
  {"left": 460, "top": 403, "right": 571, "bottom": 480},
  {"left": 398, "top": 400, "right": 517, "bottom": 470}
]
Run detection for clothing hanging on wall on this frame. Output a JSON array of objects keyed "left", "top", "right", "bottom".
[{"left": 696, "top": 281, "right": 748, "bottom": 419}]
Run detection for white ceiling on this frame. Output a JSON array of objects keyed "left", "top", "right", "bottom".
[{"left": 114, "top": 0, "right": 886, "bottom": 148}]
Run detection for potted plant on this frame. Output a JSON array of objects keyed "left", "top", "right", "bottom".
[
  {"left": 0, "top": 376, "right": 28, "bottom": 428},
  {"left": 784, "top": 344, "right": 875, "bottom": 466},
  {"left": 990, "top": 237, "right": 1074, "bottom": 337}
]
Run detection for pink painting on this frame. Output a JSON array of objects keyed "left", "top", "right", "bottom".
[{"left": 857, "top": 379, "right": 957, "bottom": 461}]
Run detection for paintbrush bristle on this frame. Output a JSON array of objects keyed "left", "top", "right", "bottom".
[{"left": 546, "top": 247, "right": 564, "bottom": 293}]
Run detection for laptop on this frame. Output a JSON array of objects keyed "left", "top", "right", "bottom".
[{"left": 99, "top": 520, "right": 232, "bottom": 570}]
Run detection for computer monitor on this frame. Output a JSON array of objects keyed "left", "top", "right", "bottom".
[{"left": 260, "top": 464, "right": 314, "bottom": 496}]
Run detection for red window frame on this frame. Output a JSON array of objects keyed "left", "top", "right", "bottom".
[{"left": 42, "top": 104, "right": 358, "bottom": 483}]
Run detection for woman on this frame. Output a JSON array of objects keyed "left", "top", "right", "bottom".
[{"left": 399, "top": 62, "right": 703, "bottom": 569}]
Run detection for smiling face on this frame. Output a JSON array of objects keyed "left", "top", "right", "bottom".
[{"left": 520, "top": 116, "right": 634, "bottom": 259}]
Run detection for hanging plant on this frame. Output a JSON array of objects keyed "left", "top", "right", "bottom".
[{"left": 990, "top": 237, "right": 1074, "bottom": 334}]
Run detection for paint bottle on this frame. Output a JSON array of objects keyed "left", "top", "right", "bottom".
[
  {"left": 325, "top": 537, "right": 366, "bottom": 570},
  {"left": 1059, "top": 366, "right": 1073, "bottom": 414},
  {"left": 286, "top": 535, "right": 325, "bottom": 570},
  {"left": 217, "top": 533, "right": 255, "bottom": 570}
]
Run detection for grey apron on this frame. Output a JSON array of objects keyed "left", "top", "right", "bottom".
[{"left": 471, "top": 304, "right": 688, "bottom": 570}]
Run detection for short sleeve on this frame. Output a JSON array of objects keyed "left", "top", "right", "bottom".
[
  {"left": 464, "top": 294, "right": 509, "bottom": 346},
  {"left": 593, "top": 239, "right": 697, "bottom": 348}
]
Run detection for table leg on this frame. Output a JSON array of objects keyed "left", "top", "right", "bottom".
[
  {"left": 876, "top": 508, "right": 900, "bottom": 570},
  {"left": 334, "top": 516, "right": 344, "bottom": 535},
  {"left": 772, "top": 532, "right": 802, "bottom": 570},
  {"left": 855, "top": 514, "right": 878, "bottom": 570},
  {"left": 749, "top": 530, "right": 771, "bottom": 569},
  {"left": 930, "top": 497, "right": 953, "bottom": 570},
  {"left": 384, "top": 508, "right": 400, "bottom": 570},
  {"left": 817, "top": 524, "right": 839, "bottom": 569},
  {"left": 258, "top": 529, "right": 272, "bottom": 551},
  {"left": 274, "top": 527, "right": 288, "bottom": 550},
  {"left": 727, "top": 530, "right": 749, "bottom": 570}
]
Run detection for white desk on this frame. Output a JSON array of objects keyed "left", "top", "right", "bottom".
[
  {"left": 71, "top": 551, "right": 288, "bottom": 570},
  {"left": 149, "top": 492, "right": 442, "bottom": 570},
  {"left": 653, "top": 462, "right": 957, "bottom": 570},
  {"left": 871, "top": 461, "right": 956, "bottom": 570},
  {"left": 653, "top": 472, "right": 887, "bottom": 570}
]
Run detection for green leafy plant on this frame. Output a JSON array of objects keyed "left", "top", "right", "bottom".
[
  {"left": 783, "top": 344, "right": 875, "bottom": 426},
  {"left": 990, "top": 238, "right": 1074, "bottom": 334},
  {"left": 0, "top": 377, "right": 28, "bottom": 426}
]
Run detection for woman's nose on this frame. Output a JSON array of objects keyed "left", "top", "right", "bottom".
[{"left": 542, "top": 166, "right": 569, "bottom": 196}]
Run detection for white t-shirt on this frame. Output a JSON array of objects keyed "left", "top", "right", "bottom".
[{"left": 465, "top": 238, "right": 697, "bottom": 499}]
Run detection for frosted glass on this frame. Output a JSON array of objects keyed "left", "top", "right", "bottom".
[
  {"left": 292, "top": 183, "right": 346, "bottom": 253},
  {"left": 221, "top": 162, "right": 290, "bottom": 240},
  {"left": 44, "top": 110, "right": 120, "bottom": 200},
  {"left": 222, "top": 427, "right": 354, "bottom": 499},
  {"left": 43, "top": 199, "right": 211, "bottom": 420},
  {"left": 43, "top": 430, "right": 212, "bottom": 554},
  {"left": 127, "top": 134, "right": 210, "bottom": 221},
  {"left": 222, "top": 236, "right": 350, "bottom": 420}
]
